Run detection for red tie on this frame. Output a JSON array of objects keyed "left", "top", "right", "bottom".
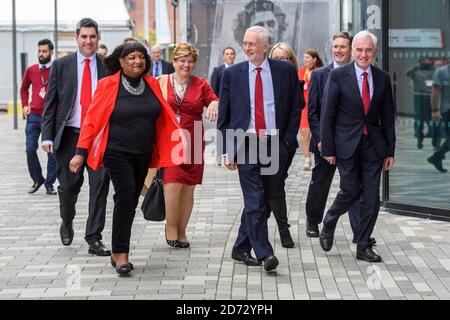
[
  {"left": 80, "top": 58, "right": 92, "bottom": 126},
  {"left": 362, "top": 71, "right": 370, "bottom": 135},
  {"left": 254, "top": 67, "right": 266, "bottom": 136}
]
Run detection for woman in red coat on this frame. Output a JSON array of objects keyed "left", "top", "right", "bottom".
[
  {"left": 69, "top": 42, "right": 185, "bottom": 275},
  {"left": 299, "top": 49, "right": 324, "bottom": 170}
]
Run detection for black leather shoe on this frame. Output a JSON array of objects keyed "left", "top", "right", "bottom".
[
  {"left": 427, "top": 155, "right": 447, "bottom": 173},
  {"left": 231, "top": 249, "right": 262, "bottom": 266},
  {"left": 263, "top": 254, "right": 279, "bottom": 272},
  {"left": 28, "top": 180, "right": 45, "bottom": 194},
  {"left": 306, "top": 222, "right": 320, "bottom": 238},
  {"left": 110, "top": 257, "right": 134, "bottom": 270},
  {"left": 88, "top": 240, "right": 111, "bottom": 256},
  {"left": 356, "top": 247, "right": 382, "bottom": 262},
  {"left": 115, "top": 263, "right": 133, "bottom": 275},
  {"left": 46, "top": 186, "right": 57, "bottom": 195},
  {"left": 60, "top": 222, "right": 74, "bottom": 246},
  {"left": 352, "top": 235, "right": 376, "bottom": 246},
  {"left": 319, "top": 224, "right": 335, "bottom": 252},
  {"left": 279, "top": 229, "right": 294, "bottom": 248}
]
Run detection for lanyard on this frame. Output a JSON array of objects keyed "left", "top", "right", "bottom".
[
  {"left": 39, "top": 67, "right": 49, "bottom": 87},
  {"left": 170, "top": 74, "right": 191, "bottom": 115}
]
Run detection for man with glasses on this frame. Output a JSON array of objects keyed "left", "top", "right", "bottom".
[{"left": 306, "top": 31, "right": 376, "bottom": 248}]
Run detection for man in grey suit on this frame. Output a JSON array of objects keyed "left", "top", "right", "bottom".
[
  {"left": 148, "top": 45, "right": 175, "bottom": 77},
  {"left": 41, "top": 18, "right": 110, "bottom": 256}
]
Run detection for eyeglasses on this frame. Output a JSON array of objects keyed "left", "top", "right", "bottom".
[{"left": 333, "top": 31, "right": 351, "bottom": 40}]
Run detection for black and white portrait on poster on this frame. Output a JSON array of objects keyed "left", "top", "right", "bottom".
[{"left": 187, "top": 0, "right": 338, "bottom": 79}]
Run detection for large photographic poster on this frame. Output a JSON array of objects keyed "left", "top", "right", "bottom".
[{"left": 188, "top": 0, "right": 336, "bottom": 80}]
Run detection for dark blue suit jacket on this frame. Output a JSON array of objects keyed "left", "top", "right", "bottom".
[
  {"left": 217, "top": 58, "right": 304, "bottom": 161},
  {"left": 320, "top": 62, "right": 396, "bottom": 160},
  {"left": 210, "top": 64, "right": 226, "bottom": 97},
  {"left": 308, "top": 63, "right": 334, "bottom": 154}
]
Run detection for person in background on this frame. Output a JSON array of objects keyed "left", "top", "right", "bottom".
[
  {"left": 69, "top": 41, "right": 184, "bottom": 275},
  {"left": 406, "top": 57, "right": 435, "bottom": 149},
  {"left": 267, "top": 41, "right": 304, "bottom": 248},
  {"left": 427, "top": 61, "right": 450, "bottom": 173},
  {"left": 149, "top": 45, "right": 175, "bottom": 77},
  {"left": 299, "top": 49, "right": 324, "bottom": 170},
  {"left": 210, "top": 47, "right": 236, "bottom": 97},
  {"left": 159, "top": 43, "right": 219, "bottom": 249},
  {"left": 97, "top": 44, "right": 108, "bottom": 58},
  {"left": 20, "top": 39, "right": 57, "bottom": 196}
]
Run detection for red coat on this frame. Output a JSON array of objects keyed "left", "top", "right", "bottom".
[{"left": 77, "top": 71, "right": 186, "bottom": 170}]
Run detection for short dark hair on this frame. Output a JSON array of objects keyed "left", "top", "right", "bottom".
[
  {"left": 38, "top": 39, "right": 54, "bottom": 51},
  {"left": 76, "top": 18, "right": 99, "bottom": 36},
  {"left": 98, "top": 44, "right": 108, "bottom": 50},
  {"left": 222, "top": 47, "right": 235, "bottom": 55},
  {"left": 103, "top": 41, "right": 151, "bottom": 75},
  {"left": 332, "top": 31, "right": 353, "bottom": 46}
]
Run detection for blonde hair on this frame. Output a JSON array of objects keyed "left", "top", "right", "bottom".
[
  {"left": 269, "top": 42, "right": 299, "bottom": 71},
  {"left": 173, "top": 43, "right": 199, "bottom": 62}
]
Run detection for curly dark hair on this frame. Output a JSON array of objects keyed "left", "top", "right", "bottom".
[
  {"left": 233, "top": 0, "right": 287, "bottom": 46},
  {"left": 103, "top": 41, "right": 151, "bottom": 75}
]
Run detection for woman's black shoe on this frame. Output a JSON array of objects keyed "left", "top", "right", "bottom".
[
  {"left": 166, "top": 239, "right": 179, "bottom": 248},
  {"left": 110, "top": 257, "right": 133, "bottom": 270},
  {"left": 115, "top": 263, "right": 133, "bottom": 275},
  {"left": 177, "top": 240, "right": 190, "bottom": 248}
]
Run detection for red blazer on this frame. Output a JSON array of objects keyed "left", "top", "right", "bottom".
[{"left": 77, "top": 71, "right": 186, "bottom": 170}]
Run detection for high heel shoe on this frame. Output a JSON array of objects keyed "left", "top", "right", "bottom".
[
  {"left": 177, "top": 240, "right": 190, "bottom": 249},
  {"left": 165, "top": 225, "right": 179, "bottom": 248}
]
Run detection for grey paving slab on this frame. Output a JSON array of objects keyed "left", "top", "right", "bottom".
[{"left": 0, "top": 114, "right": 449, "bottom": 300}]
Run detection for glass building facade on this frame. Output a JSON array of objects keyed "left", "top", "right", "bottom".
[{"left": 185, "top": 0, "right": 450, "bottom": 219}]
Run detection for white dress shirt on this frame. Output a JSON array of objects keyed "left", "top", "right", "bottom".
[
  {"left": 66, "top": 51, "right": 98, "bottom": 128},
  {"left": 247, "top": 58, "right": 276, "bottom": 135},
  {"left": 354, "top": 63, "right": 374, "bottom": 99}
]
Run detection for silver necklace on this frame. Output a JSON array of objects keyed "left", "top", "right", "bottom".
[{"left": 121, "top": 75, "right": 145, "bottom": 96}]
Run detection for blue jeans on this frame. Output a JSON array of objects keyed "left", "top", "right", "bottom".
[{"left": 25, "top": 113, "right": 56, "bottom": 189}]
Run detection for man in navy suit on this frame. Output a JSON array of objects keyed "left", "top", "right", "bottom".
[
  {"left": 218, "top": 26, "right": 302, "bottom": 272},
  {"left": 306, "top": 32, "right": 375, "bottom": 247},
  {"left": 210, "top": 47, "right": 236, "bottom": 97},
  {"left": 319, "top": 30, "right": 396, "bottom": 262}
]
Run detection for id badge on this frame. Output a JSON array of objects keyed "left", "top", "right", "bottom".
[
  {"left": 39, "top": 87, "right": 47, "bottom": 99},
  {"left": 176, "top": 114, "right": 181, "bottom": 123}
]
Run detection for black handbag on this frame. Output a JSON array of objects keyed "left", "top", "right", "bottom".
[{"left": 141, "top": 168, "right": 166, "bottom": 221}]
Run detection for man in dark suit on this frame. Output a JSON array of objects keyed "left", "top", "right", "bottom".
[
  {"left": 319, "top": 30, "right": 396, "bottom": 262},
  {"left": 210, "top": 47, "right": 236, "bottom": 97},
  {"left": 306, "top": 32, "right": 375, "bottom": 247},
  {"left": 148, "top": 45, "right": 174, "bottom": 77},
  {"left": 218, "top": 26, "right": 302, "bottom": 272},
  {"left": 41, "top": 18, "right": 110, "bottom": 256}
]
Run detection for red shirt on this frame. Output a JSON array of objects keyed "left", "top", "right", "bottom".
[{"left": 20, "top": 64, "right": 51, "bottom": 116}]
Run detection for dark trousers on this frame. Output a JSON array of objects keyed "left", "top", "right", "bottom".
[
  {"left": 305, "top": 152, "right": 360, "bottom": 235},
  {"left": 25, "top": 113, "right": 56, "bottom": 189},
  {"left": 268, "top": 148, "right": 296, "bottom": 231},
  {"left": 323, "top": 135, "right": 383, "bottom": 251},
  {"left": 414, "top": 95, "right": 432, "bottom": 143},
  {"left": 234, "top": 135, "right": 289, "bottom": 260},
  {"left": 103, "top": 149, "right": 152, "bottom": 253},
  {"left": 432, "top": 110, "right": 450, "bottom": 159},
  {"left": 55, "top": 127, "right": 110, "bottom": 243}
]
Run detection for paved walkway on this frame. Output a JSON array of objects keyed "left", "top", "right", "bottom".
[{"left": 0, "top": 114, "right": 449, "bottom": 300}]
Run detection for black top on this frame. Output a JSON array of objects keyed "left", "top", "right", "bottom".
[{"left": 106, "top": 72, "right": 161, "bottom": 155}]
